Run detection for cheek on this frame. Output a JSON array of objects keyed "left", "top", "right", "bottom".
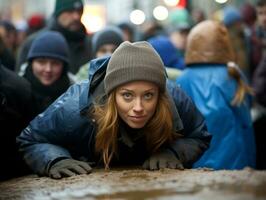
[
  {"left": 144, "top": 100, "right": 158, "bottom": 118},
  {"left": 54, "top": 69, "right": 63, "bottom": 77},
  {"left": 58, "top": 15, "right": 71, "bottom": 26},
  {"left": 52, "top": 66, "right": 64, "bottom": 77},
  {"left": 32, "top": 65, "right": 42, "bottom": 77},
  {"left": 116, "top": 98, "right": 130, "bottom": 115}
]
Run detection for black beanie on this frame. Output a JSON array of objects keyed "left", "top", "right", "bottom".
[
  {"left": 27, "top": 31, "right": 69, "bottom": 64},
  {"left": 92, "top": 26, "right": 124, "bottom": 56},
  {"left": 54, "top": 0, "right": 83, "bottom": 18}
]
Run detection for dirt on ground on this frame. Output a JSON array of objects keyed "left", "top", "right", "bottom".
[{"left": 0, "top": 167, "right": 266, "bottom": 200}]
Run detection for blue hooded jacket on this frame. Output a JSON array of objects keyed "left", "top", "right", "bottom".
[
  {"left": 176, "top": 64, "right": 256, "bottom": 169},
  {"left": 17, "top": 56, "right": 211, "bottom": 175}
]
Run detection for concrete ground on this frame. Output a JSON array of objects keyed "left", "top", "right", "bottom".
[{"left": 0, "top": 168, "right": 266, "bottom": 200}]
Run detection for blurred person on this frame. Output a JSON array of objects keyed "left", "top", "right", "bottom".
[
  {"left": 223, "top": 6, "right": 250, "bottom": 79},
  {"left": 15, "top": 20, "right": 29, "bottom": 48},
  {"left": 19, "top": 31, "right": 72, "bottom": 114},
  {"left": 139, "top": 20, "right": 166, "bottom": 41},
  {"left": 0, "top": 60, "right": 35, "bottom": 180},
  {"left": 168, "top": 24, "right": 190, "bottom": 60},
  {"left": 167, "top": 7, "right": 191, "bottom": 59},
  {"left": 91, "top": 26, "right": 124, "bottom": 58},
  {"left": 252, "top": 55, "right": 266, "bottom": 169},
  {"left": 191, "top": 8, "right": 206, "bottom": 25},
  {"left": 0, "top": 35, "right": 15, "bottom": 70},
  {"left": 256, "top": 0, "right": 266, "bottom": 37},
  {"left": 241, "top": 3, "right": 262, "bottom": 78},
  {"left": 148, "top": 35, "right": 184, "bottom": 80},
  {"left": 148, "top": 35, "right": 185, "bottom": 70},
  {"left": 241, "top": 3, "right": 257, "bottom": 28},
  {"left": 117, "top": 22, "right": 135, "bottom": 42},
  {"left": 254, "top": 0, "right": 266, "bottom": 64},
  {"left": 16, "top": 0, "right": 92, "bottom": 74},
  {"left": 176, "top": 20, "right": 256, "bottom": 170},
  {"left": 0, "top": 20, "right": 17, "bottom": 70},
  {"left": 27, "top": 14, "right": 46, "bottom": 36},
  {"left": 0, "top": 20, "right": 17, "bottom": 53},
  {"left": 76, "top": 26, "right": 124, "bottom": 81},
  {"left": 17, "top": 41, "right": 211, "bottom": 179}
]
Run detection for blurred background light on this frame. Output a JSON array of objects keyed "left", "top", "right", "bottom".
[
  {"left": 153, "top": 6, "right": 168, "bottom": 21},
  {"left": 81, "top": 5, "right": 106, "bottom": 34},
  {"left": 130, "top": 9, "right": 145, "bottom": 25},
  {"left": 215, "top": 0, "right": 228, "bottom": 4},
  {"left": 164, "top": 0, "right": 180, "bottom": 7}
]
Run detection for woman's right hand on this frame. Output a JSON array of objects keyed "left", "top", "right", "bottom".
[
  {"left": 143, "top": 149, "right": 184, "bottom": 170},
  {"left": 48, "top": 159, "right": 92, "bottom": 179}
]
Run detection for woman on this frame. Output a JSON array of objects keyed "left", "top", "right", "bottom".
[
  {"left": 17, "top": 41, "right": 211, "bottom": 179},
  {"left": 19, "top": 31, "right": 72, "bottom": 114},
  {"left": 176, "top": 20, "right": 256, "bottom": 169}
]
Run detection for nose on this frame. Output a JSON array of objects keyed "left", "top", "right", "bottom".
[
  {"left": 44, "top": 62, "right": 52, "bottom": 72},
  {"left": 133, "top": 98, "right": 144, "bottom": 112},
  {"left": 72, "top": 10, "right": 82, "bottom": 20}
]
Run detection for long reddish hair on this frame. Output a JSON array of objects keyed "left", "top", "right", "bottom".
[
  {"left": 90, "top": 91, "right": 178, "bottom": 169},
  {"left": 227, "top": 62, "right": 254, "bottom": 106}
]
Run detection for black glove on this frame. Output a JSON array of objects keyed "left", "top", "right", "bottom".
[
  {"left": 48, "top": 159, "right": 92, "bottom": 179},
  {"left": 143, "top": 149, "right": 184, "bottom": 170}
]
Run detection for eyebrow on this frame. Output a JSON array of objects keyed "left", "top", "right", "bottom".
[{"left": 119, "top": 88, "right": 156, "bottom": 92}]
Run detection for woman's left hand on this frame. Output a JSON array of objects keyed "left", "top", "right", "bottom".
[{"left": 143, "top": 149, "right": 184, "bottom": 170}]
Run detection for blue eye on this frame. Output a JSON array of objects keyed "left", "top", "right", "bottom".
[
  {"left": 122, "top": 92, "right": 133, "bottom": 100},
  {"left": 144, "top": 93, "right": 154, "bottom": 100}
]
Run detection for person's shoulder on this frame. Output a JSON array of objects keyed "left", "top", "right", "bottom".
[
  {"left": 1, "top": 66, "right": 31, "bottom": 91},
  {"left": 0, "top": 65, "right": 32, "bottom": 103},
  {"left": 166, "top": 80, "right": 188, "bottom": 99}
]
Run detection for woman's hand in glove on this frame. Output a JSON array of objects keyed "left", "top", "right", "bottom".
[
  {"left": 143, "top": 149, "right": 184, "bottom": 170},
  {"left": 48, "top": 159, "right": 92, "bottom": 179}
]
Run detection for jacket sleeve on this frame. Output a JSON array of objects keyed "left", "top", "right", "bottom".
[
  {"left": 167, "top": 83, "right": 212, "bottom": 168},
  {"left": 16, "top": 81, "right": 90, "bottom": 176}
]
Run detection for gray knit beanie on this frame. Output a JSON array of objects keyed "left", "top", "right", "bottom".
[{"left": 104, "top": 41, "right": 166, "bottom": 94}]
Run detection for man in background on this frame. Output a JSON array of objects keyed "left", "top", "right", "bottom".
[{"left": 16, "top": 0, "right": 92, "bottom": 74}]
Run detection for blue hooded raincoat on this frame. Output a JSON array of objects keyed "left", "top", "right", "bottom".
[{"left": 176, "top": 64, "right": 256, "bottom": 169}]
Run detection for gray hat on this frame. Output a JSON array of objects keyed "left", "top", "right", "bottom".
[
  {"left": 92, "top": 26, "right": 124, "bottom": 56},
  {"left": 104, "top": 41, "right": 166, "bottom": 94}
]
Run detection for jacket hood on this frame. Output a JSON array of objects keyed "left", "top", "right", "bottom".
[{"left": 185, "top": 20, "right": 236, "bottom": 65}]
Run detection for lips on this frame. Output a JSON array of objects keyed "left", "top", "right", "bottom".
[{"left": 129, "top": 115, "right": 146, "bottom": 122}]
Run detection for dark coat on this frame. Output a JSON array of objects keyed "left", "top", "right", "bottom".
[
  {"left": 253, "top": 56, "right": 266, "bottom": 107},
  {"left": 22, "top": 63, "right": 71, "bottom": 114},
  {"left": 16, "top": 18, "right": 92, "bottom": 74},
  {"left": 17, "top": 57, "right": 211, "bottom": 176},
  {"left": 0, "top": 63, "right": 35, "bottom": 180}
]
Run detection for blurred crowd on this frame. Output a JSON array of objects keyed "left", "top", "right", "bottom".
[{"left": 1, "top": 0, "right": 266, "bottom": 181}]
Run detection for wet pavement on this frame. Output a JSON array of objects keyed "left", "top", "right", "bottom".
[{"left": 0, "top": 168, "right": 266, "bottom": 200}]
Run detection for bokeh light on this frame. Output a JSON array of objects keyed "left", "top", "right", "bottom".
[
  {"left": 164, "top": 0, "right": 180, "bottom": 7},
  {"left": 130, "top": 9, "right": 146, "bottom": 25},
  {"left": 153, "top": 6, "right": 168, "bottom": 21}
]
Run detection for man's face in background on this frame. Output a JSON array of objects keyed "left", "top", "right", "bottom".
[
  {"left": 257, "top": 5, "right": 266, "bottom": 29},
  {"left": 57, "top": 8, "right": 83, "bottom": 32}
]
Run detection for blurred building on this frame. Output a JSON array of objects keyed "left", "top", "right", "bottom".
[{"left": 0, "top": 0, "right": 258, "bottom": 33}]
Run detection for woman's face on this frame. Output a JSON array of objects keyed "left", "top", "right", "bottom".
[
  {"left": 32, "top": 58, "right": 64, "bottom": 86},
  {"left": 115, "top": 81, "right": 159, "bottom": 129}
]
